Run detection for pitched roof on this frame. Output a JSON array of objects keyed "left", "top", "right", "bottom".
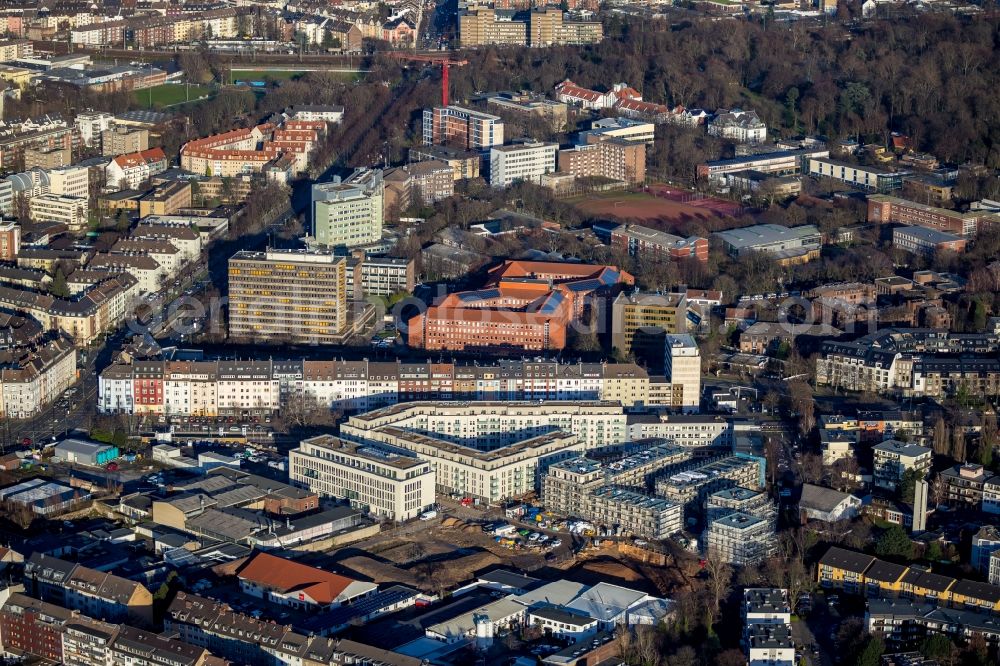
[
  {"left": 799, "top": 484, "right": 858, "bottom": 513},
  {"left": 864, "top": 559, "right": 907, "bottom": 584},
  {"left": 818, "top": 546, "right": 875, "bottom": 575},
  {"left": 236, "top": 552, "right": 358, "bottom": 605}
]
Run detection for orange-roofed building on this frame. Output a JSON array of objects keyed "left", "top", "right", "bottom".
[
  {"left": 408, "top": 261, "right": 633, "bottom": 352},
  {"left": 236, "top": 552, "right": 377, "bottom": 610},
  {"left": 105, "top": 147, "right": 168, "bottom": 190}
]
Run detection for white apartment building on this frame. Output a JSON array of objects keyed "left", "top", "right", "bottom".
[
  {"left": 46, "top": 165, "right": 90, "bottom": 199},
  {"left": 743, "top": 588, "right": 794, "bottom": 666},
  {"left": 664, "top": 334, "right": 701, "bottom": 412},
  {"left": 584, "top": 117, "right": 655, "bottom": 144},
  {"left": 88, "top": 253, "right": 164, "bottom": 294},
  {"left": 0, "top": 339, "right": 76, "bottom": 419},
  {"left": 489, "top": 142, "right": 558, "bottom": 188},
  {"left": 75, "top": 111, "right": 115, "bottom": 148},
  {"left": 311, "top": 169, "right": 384, "bottom": 248},
  {"left": 290, "top": 435, "right": 435, "bottom": 521},
  {"left": 131, "top": 224, "right": 203, "bottom": 264},
  {"left": 707, "top": 109, "right": 767, "bottom": 144},
  {"left": 704, "top": 512, "right": 776, "bottom": 566},
  {"left": 872, "top": 440, "right": 932, "bottom": 491},
  {"left": 983, "top": 477, "right": 1000, "bottom": 516},
  {"left": 28, "top": 194, "right": 89, "bottom": 232}
]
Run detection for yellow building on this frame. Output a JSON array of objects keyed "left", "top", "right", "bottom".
[
  {"left": 611, "top": 292, "right": 686, "bottom": 367},
  {"left": 0, "top": 65, "right": 37, "bottom": 89}
]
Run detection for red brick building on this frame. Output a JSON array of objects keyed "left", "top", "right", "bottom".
[
  {"left": 867, "top": 194, "right": 997, "bottom": 237},
  {"left": 610, "top": 223, "right": 709, "bottom": 263},
  {"left": 409, "top": 261, "right": 633, "bottom": 352},
  {"left": 0, "top": 593, "right": 75, "bottom": 662}
]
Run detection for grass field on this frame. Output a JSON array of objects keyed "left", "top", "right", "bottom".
[
  {"left": 230, "top": 69, "right": 362, "bottom": 83},
  {"left": 133, "top": 83, "right": 213, "bottom": 108}
]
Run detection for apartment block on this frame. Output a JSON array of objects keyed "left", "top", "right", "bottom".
[
  {"left": 422, "top": 106, "right": 504, "bottom": 150},
  {"left": 311, "top": 169, "right": 384, "bottom": 248},
  {"left": 586, "top": 486, "right": 682, "bottom": 539},
  {"left": 0, "top": 220, "right": 19, "bottom": 260},
  {"left": 0, "top": 336, "right": 76, "bottom": 419},
  {"left": 228, "top": 249, "right": 347, "bottom": 343},
  {"left": 24, "top": 146, "right": 71, "bottom": 170},
  {"left": 872, "top": 440, "right": 932, "bottom": 491},
  {"left": 290, "top": 435, "right": 435, "bottom": 521},
  {"left": 610, "top": 291, "right": 686, "bottom": 366},
  {"left": 75, "top": 111, "right": 115, "bottom": 148},
  {"left": 940, "top": 463, "right": 996, "bottom": 511},
  {"left": 707, "top": 109, "right": 767, "bottom": 144},
  {"left": 101, "top": 127, "right": 150, "bottom": 157},
  {"left": 383, "top": 160, "right": 454, "bottom": 213},
  {"left": 105, "top": 147, "right": 168, "bottom": 190},
  {"left": 47, "top": 165, "right": 90, "bottom": 199},
  {"left": 808, "top": 157, "right": 903, "bottom": 192},
  {"left": 892, "top": 225, "right": 967, "bottom": 255},
  {"left": 28, "top": 194, "right": 88, "bottom": 232},
  {"left": 743, "top": 589, "right": 794, "bottom": 666},
  {"left": 705, "top": 512, "right": 776, "bottom": 566},
  {"left": 654, "top": 454, "right": 765, "bottom": 506},
  {"left": 664, "top": 334, "right": 700, "bottom": 412},
  {"left": 138, "top": 181, "right": 192, "bottom": 217},
  {"left": 490, "top": 141, "right": 558, "bottom": 188},
  {"left": 868, "top": 194, "right": 996, "bottom": 236},
  {"left": 610, "top": 223, "right": 708, "bottom": 263},
  {"left": 410, "top": 144, "right": 481, "bottom": 180},
  {"left": 0, "top": 593, "right": 75, "bottom": 662},
  {"left": 705, "top": 486, "right": 775, "bottom": 523},
  {"left": 558, "top": 138, "right": 646, "bottom": 185},
  {"left": 346, "top": 255, "right": 415, "bottom": 297}
]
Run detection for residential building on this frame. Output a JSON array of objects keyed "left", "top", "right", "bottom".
[
  {"left": 866, "top": 599, "right": 1000, "bottom": 650},
  {"left": 867, "top": 194, "right": 996, "bottom": 237},
  {"left": 24, "top": 553, "right": 153, "bottom": 626},
  {"left": 88, "top": 253, "right": 164, "bottom": 295},
  {"left": 663, "top": 334, "right": 700, "bottom": 412},
  {"left": 346, "top": 255, "right": 416, "bottom": 297},
  {"left": 311, "top": 169, "right": 384, "bottom": 248},
  {"left": 714, "top": 223, "right": 822, "bottom": 264},
  {"left": 487, "top": 92, "right": 568, "bottom": 131},
  {"left": 109, "top": 624, "right": 214, "bottom": 666},
  {"left": 236, "top": 552, "right": 376, "bottom": 611},
  {"left": 610, "top": 291, "right": 687, "bottom": 367},
  {"left": 47, "top": 165, "right": 90, "bottom": 199},
  {"left": 28, "top": 194, "right": 88, "bottom": 232},
  {"left": 61, "top": 616, "right": 120, "bottom": 665},
  {"left": 0, "top": 220, "right": 19, "bottom": 260},
  {"left": 0, "top": 593, "right": 75, "bottom": 662},
  {"left": 179, "top": 120, "right": 324, "bottom": 179},
  {"left": 138, "top": 181, "right": 192, "bottom": 217},
  {"left": 808, "top": 157, "right": 903, "bottom": 192},
  {"left": 971, "top": 526, "right": 1000, "bottom": 579},
  {"left": 817, "top": 546, "right": 877, "bottom": 594},
  {"left": 705, "top": 486, "right": 775, "bottom": 524},
  {"left": 24, "top": 146, "right": 71, "bottom": 169},
  {"left": 490, "top": 141, "right": 558, "bottom": 187},
  {"left": 0, "top": 115, "right": 73, "bottom": 171},
  {"left": 558, "top": 137, "right": 646, "bottom": 184},
  {"left": 610, "top": 224, "right": 708, "bottom": 263},
  {"left": 283, "top": 105, "right": 345, "bottom": 123},
  {"left": 289, "top": 435, "right": 435, "bottom": 521},
  {"left": 410, "top": 145, "right": 481, "bottom": 180},
  {"left": 872, "top": 440, "right": 931, "bottom": 491},
  {"left": 422, "top": 106, "right": 504, "bottom": 150},
  {"left": 382, "top": 160, "right": 454, "bottom": 213},
  {"left": 708, "top": 109, "right": 767, "bottom": 143},
  {"left": 654, "top": 454, "right": 765, "bottom": 506},
  {"left": 101, "top": 127, "right": 150, "bottom": 157},
  {"left": 892, "top": 226, "right": 967, "bottom": 255},
  {"left": 940, "top": 463, "right": 995, "bottom": 510},
  {"left": 582, "top": 117, "right": 655, "bottom": 144},
  {"left": 799, "top": 484, "right": 862, "bottom": 523},
  {"left": 738, "top": 321, "right": 841, "bottom": 355},
  {"left": 228, "top": 249, "right": 348, "bottom": 343},
  {"left": 105, "top": 148, "right": 168, "bottom": 190},
  {"left": 704, "top": 512, "right": 777, "bottom": 565},
  {"left": 985, "top": 477, "right": 1000, "bottom": 516}
]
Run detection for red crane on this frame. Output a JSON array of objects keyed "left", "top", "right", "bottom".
[{"left": 388, "top": 53, "right": 469, "bottom": 107}]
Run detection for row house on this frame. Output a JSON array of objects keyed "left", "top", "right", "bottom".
[{"left": 100, "top": 358, "right": 676, "bottom": 416}]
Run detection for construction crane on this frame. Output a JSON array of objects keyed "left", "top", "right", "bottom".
[{"left": 388, "top": 53, "right": 468, "bottom": 107}]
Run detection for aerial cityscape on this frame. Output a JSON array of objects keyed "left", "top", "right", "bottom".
[{"left": 0, "top": 1, "right": 997, "bottom": 666}]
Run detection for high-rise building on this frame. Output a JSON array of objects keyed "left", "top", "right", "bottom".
[
  {"left": 101, "top": 126, "right": 150, "bottom": 157},
  {"left": 311, "top": 169, "right": 384, "bottom": 248},
  {"left": 228, "top": 249, "right": 347, "bottom": 343},
  {"left": 611, "top": 291, "right": 686, "bottom": 368},
  {"left": 664, "top": 334, "right": 700, "bottom": 412},
  {"left": 489, "top": 141, "right": 557, "bottom": 188},
  {"left": 422, "top": 106, "right": 504, "bottom": 150},
  {"left": 558, "top": 137, "right": 646, "bottom": 185}
]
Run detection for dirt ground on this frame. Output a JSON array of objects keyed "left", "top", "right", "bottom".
[{"left": 573, "top": 192, "right": 720, "bottom": 224}]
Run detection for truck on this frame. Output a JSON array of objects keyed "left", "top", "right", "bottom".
[
  {"left": 492, "top": 523, "right": 517, "bottom": 537},
  {"left": 419, "top": 510, "right": 438, "bottom": 521}
]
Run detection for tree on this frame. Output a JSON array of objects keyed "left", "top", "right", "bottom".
[
  {"left": 875, "top": 525, "right": 915, "bottom": 561},
  {"left": 856, "top": 635, "right": 884, "bottom": 666},
  {"left": 50, "top": 267, "right": 69, "bottom": 298},
  {"left": 898, "top": 467, "right": 924, "bottom": 503},
  {"left": 919, "top": 634, "right": 956, "bottom": 662},
  {"left": 704, "top": 556, "right": 733, "bottom": 620}
]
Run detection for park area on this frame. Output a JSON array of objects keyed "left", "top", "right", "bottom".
[
  {"left": 570, "top": 184, "right": 744, "bottom": 225},
  {"left": 229, "top": 68, "right": 363, "bottom": 83},
  {"left": 132, "top": 83, "right": 213, "bottom": 108}
]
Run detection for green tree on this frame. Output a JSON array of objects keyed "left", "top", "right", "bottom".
[
  {"left": 50, "top": 267, "right": 69, "bottom": 298},
  {"left": 919, "top": 634, "right": 955, "bottom": 662},
  {"left": 856, "top": 636, "right": 884, "bottom": 666},
  {"left": 925, "top": 541, "right": 943, "bottom": 562},
  {"left": 875, "top": 525, "right": 914, "bottom": 560},
  {"left": 897, "top": 467, "right": 924, "bottom": 503}
]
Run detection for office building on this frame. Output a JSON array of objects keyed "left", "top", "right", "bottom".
[
  {"left": 697, "top": 147, "right": 829, "bottom": 182},
  {"left": 892, "top": 225, "right": 967, "bottom": 255},
  {"left": 228, "top": 249, "right": 347, "bottom": 343},
  {"left": 28, "top": 194, "right": 88, "bottom": 232},
  {"left": 346, "top": 255, "right": 415, "bottom": 297},
  {"left": 422, "top": 106, "right": 504, "bottom": 150},
  {"left": 490, "top": 141, "right": 557, "bottom": 188},
  {"left": 46, "top": 165, "right": 90, "bottom": 199},
  {"left": 663, "top": 334, "right": 700, "bottom": 412},
  {"left": 868, "top": 194, "right": 996, "bottom": 237},
  {"left": 714, "top": 223, "right": 821, "bottom": 264},
  {"left": 872, "top": 440, "right": 932, "bottom": 491},
  {"left": 290, "top": 435, "right": 435, "bottom": 521},
  {"left": 487, "top": 92, "right": 568, "bottom": 131},
  {"left": 808, "top": 157, "right": 903, "bottom": 192},
  {"left": 24, "top": 146, "right": 71, "bottom": 170},
  {"left": 610, "top": 224, "right": 708, "bottom": 263},
  {"left": 311, "top": 169, "right": 384, "bottom": 248},
  {"left": 611, "top": 291, "right": 687, "bottom": 367}
]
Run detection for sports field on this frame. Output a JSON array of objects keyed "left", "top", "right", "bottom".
[
  {"left": 572, "top": 186, "right": 743, "bottom": 224},
  {"left": 132, "top": 84, "right": 213, "bottom": 108}
]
